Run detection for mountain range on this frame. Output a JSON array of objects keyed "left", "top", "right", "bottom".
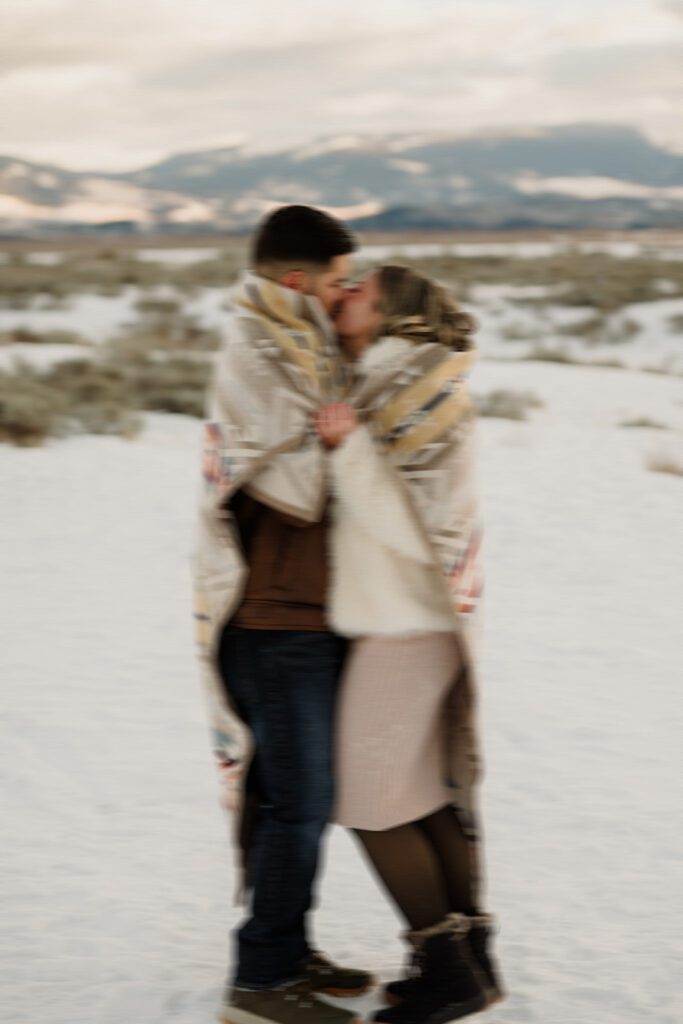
[{"left": 2, "top": 124, "right": 683, "bottom": 237}]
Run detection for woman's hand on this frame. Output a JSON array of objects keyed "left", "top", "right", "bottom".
[{"left": 314, "top": 402, "right": 359, "bottom": 448}]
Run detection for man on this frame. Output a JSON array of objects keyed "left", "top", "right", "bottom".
[{"left": 193, "top": 205, "right": 371, "bottom": 1024}]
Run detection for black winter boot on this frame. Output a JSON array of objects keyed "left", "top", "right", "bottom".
[
  {"left": 382, "top": 911, "right": 505, "bottom": 1010},
  {"left": 382, "top": 939, "right": 425, "bottom": 1007},
  {"left": 465, "top": 912, "right": 506, "bottom": 1006},
  {"left": 373, "top": 914, "right": 488, "bottom": 1024}
]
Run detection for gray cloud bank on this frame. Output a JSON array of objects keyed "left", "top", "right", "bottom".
[{"left": 0, "top": 0, "right": 681, "bottom": 171}]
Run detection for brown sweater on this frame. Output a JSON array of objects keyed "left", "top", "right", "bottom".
[{"left": 228, "top": 489, "right": 330, "bottom": 630}]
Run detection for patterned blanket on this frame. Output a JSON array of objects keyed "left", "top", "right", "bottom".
[
  {"left": 192, "top": 276, "right": 487, "bottom": 905},
  {"left": 192, "top": 272, "right": 344, "bottom": 823},
  {"left": 348, "top": 337, "right": 486, "bottom": 879}
]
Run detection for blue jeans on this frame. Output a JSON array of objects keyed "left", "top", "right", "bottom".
[{"left": 217, "top": 626, "right": 347, "bottom": 989}]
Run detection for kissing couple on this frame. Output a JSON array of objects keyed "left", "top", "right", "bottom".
[{"left": 192, "top": 204, "right": 505, "bottom": 1024}]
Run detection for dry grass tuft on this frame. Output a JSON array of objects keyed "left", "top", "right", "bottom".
[
  {"left": 645, "top": 453, "right": 683, "bottom": 477},
  {"left": 474, "top": 388, "right": 544, "bottom": 420}
]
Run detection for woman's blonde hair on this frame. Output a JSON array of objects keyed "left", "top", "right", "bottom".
[{"left": 376, "top": 264, "right": 477, "bottom": 352}]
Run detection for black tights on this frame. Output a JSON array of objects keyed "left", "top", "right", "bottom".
[{"left": 353, "top": 804, "right": 478, "bottom": 931}]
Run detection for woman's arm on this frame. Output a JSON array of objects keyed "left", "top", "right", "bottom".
[{"left": 328, "top": 422, "right": 435, "bottom": 565}]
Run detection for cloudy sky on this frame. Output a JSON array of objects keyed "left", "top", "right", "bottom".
[{"left": 1, "top": 0, "right": 682, "bottom": 172}]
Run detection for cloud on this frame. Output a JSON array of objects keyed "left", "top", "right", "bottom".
[
  {"left": 0, "top": 0, "right": 681, "bottom": 169},
  {"left": 541, "top": 41, "right": 683, "bottom": 93},
  {"left": 658, "top": 0, "right": 683, "bottom": 15}
]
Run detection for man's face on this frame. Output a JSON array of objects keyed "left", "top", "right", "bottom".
[
  {"left": 334, "top": 271, "right": 382, "bottom": 349},
  {"left": 305, "top": 254, "right": 351, "bottom": 316},
  {"left": 335, "top": 270, "right": 385, "bottom": 337}
]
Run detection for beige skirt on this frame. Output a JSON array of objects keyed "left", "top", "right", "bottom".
[{"left": 331, "top": 631, "right": 461, "bottom": 831}]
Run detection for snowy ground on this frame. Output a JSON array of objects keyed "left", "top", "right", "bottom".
[
  {"left": 2, "top": 237, "right": 683, "bottom": 379},
  {"left": 2, "top": 347, "right": 681, "bottom": 1024},
  {"left": 1, "top": 283, "right": 682, "bottom": 377},
  {"left": 474, "top": 286, "right": 683, "bottom": 375},
  {"left": 0, "top": 286, "right": 229, "bottom": 366},
  {"left": 358, "top": 237, "right": 683, "bottom": 262},
  {"left": 3, "top": 235, "right": 682, "bottom": 268}
]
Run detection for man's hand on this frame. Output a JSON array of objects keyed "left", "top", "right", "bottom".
[{"left": 313, "top": 403, "right": 359, "bottom": 449}]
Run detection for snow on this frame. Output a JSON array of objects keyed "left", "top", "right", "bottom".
[
  {"left": 135, "top": 248, "right": 223, "bottom": 265},
  {"left": 513, "top": 174, "right": 683, "bottom": 201},
  {"left": 321, "top": 200, "right": 385, "bottom": 220},
  {"left": 35, "top": 171, "right": 59, "bottom": 189},
  {"left": 0, "top": 180, "right": 217, "bottom": 226},
  {"left": 0, "top": 161, "right": 33, "bottom": 180},
  {"left": 386, "top": 158, "right": 429, "bottom": 175},
  {"left": 2, "top": 265, "right": 682, "bottom": 378},
  {"left": 0, "top": 288, "right": 144, "bottom": 362},
  {"left": 4, "top": 237, "right": 683, "bottom": 272},
  {"left": 0, "top": 285, "right": 233, "bottom": 369},
  {"left": 2, "top": 351, "right": 682, "bottom": 1023},
  {"left": 180, "top": 162, "right": 217, "bottom": 177},
  {"left": 13, "top": 251, "right": 64, "bottom": 266},
  {"left": 357, "top": 238, "right": 683, "bottom": 261},
  {"left": 0, "top": 341, "right": 95, "bottom": 371},
  {"left": 0, "top": 248, "right": 224, "bottom": 267},
  {"left": 292, "top": 137, "right": 368, "bottom": 161},
  {"left": 166, "top": 200, "right": 217, "bottom": 225},
  {"left": 472, "top": 285, "right": 683, "bottom": 374},
  {"left": 0, "top": 193, "right": 51, "bottom": 220}
]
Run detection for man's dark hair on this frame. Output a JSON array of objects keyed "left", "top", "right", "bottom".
[{"left": 252, "top": 204, "right": 356, "bottom": 269}]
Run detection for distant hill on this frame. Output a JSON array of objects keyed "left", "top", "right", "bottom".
[{"left": 2, "top": 124, "right": 683, "bottom": 237}]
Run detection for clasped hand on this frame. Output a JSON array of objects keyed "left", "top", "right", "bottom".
[{"left": 313, "top": 403, "right": 359, "bottom": 449}]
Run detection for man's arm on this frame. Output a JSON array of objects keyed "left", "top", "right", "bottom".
[{"left": 201, "top": 333, "right": 326, "bottom": 523}]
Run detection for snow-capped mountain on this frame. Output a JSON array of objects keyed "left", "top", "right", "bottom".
[{"left": 2, "top": 124, "right": 683, "bottom": 235}]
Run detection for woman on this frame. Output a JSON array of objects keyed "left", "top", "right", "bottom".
[{"left": 314, "top": 266, "right": 505, "bottom": 1024}]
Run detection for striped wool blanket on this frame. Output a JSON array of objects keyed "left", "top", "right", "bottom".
[
  {"left": 192, "top": 275, "right": 487, "bottom": 904},
  {"left": 347, "top": 335, "right": 487, "bottom": 891}
]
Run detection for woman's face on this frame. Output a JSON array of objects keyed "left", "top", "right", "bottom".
[{"left": 335, "top": 271, "right": 383, "bottom": 357}]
